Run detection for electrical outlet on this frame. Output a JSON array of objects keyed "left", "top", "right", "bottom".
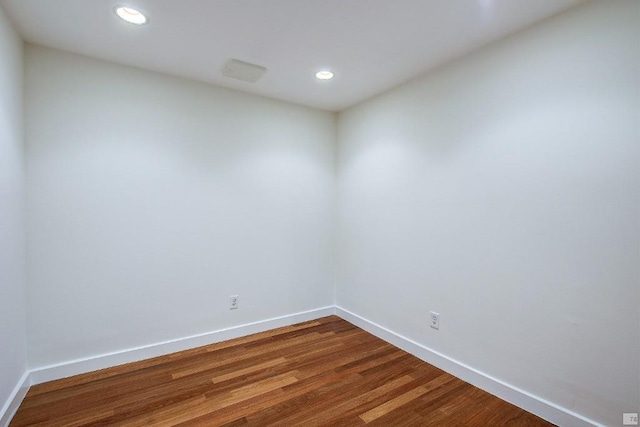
[
  {"left": 430, "top": 311, "right": 440, "bottom": 330},
  {"left": 229, "top": 295, "right": 239, "bottom": 310}
]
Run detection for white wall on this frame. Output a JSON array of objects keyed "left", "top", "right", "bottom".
[
  {"left": 25, "top": 45, "right": 336, "bottom": 368},
  {"left": 0, "top": 2, "right": 27, "bottom": 423},
  {"left": 0, "top": 0, "right": 27, "bottom": 417},
  {"left": 336, "top": 1, "right": 639, "bottom": 426}
]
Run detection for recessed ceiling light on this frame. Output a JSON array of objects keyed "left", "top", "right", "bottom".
[
  {"left": 114, "top": 6, "right": 149, "bottom": 25},
  {"left": 315, "top": 70, "right": 334, "bottom": 80}
]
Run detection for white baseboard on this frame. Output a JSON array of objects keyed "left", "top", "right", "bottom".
[
  {"left": 29, "top": 306, "right": 335, "bottom": 385},
  {"left": 0, "top": 371, "right": 30, "bottom": 427},
  {"left": 335, "top": 306, "right": 602, "bottom": 427},
  {"left": 4, "top": 306, "right": 601, "bottom": 427}
]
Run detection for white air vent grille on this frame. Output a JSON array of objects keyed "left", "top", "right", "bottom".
[{"left": 222, "top": 59, "right": 266, "bottom": 83}]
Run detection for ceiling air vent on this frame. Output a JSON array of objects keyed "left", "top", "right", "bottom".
[{"left": 222, "top": 59, "right": 266, "bottom": 83}]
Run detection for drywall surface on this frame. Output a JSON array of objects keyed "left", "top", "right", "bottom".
[
  {"left": 336, "top": 1, "right": 639, "bottom": 426},
  {"left": 25, "top": 45, "right": 336, "bottom": 368},
  {"left": 0, "top": 1, "right": 27, "bottom": 420}
]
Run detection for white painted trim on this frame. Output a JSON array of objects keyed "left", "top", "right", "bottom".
[
  {"left": 334, "top": 306, "right": 602, "bottom": 427},
  {"left": 29, "top": 306, "right": 335, "bottom": 385},
  {"left": 4, "top": 306, "right": 600, "bottom": 427},
  {"left": 0, "top": 371, "right": 30, "bottom": 427}
]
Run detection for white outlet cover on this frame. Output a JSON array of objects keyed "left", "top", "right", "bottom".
[
  {"left": 230, "top": 295, "right": 239, "bottom": 310},
  {"left": 430, "top": 311, "right": 440, "bottom": 330}
]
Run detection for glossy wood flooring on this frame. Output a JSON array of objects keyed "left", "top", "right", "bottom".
[{"left": 11, "top": 316, "right": 555, "bottom": 426}]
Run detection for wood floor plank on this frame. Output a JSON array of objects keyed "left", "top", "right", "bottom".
[
  {"left": 359, "top": 375, "right": 446, "bottom": 424},
  {"left": 10, "top": 316, "right": 556, "bottom": 427},
  {"left": 211, "top": 357, "right": 288, "bottom": 384},
  {"left": 263, "top": 374, "right": 416, "bottom": 426}
]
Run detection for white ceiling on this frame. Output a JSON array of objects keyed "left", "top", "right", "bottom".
[{"left": 1, "top": 0, "right": 585, "bottom": 111}]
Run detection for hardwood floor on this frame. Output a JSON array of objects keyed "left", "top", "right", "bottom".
[{"left": 10, "top": 316, "right": 555, "bottom": 426}]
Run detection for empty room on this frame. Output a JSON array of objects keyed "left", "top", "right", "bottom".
[{"left": 1, "top": 0, "right": 638, "bottom": 426}]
